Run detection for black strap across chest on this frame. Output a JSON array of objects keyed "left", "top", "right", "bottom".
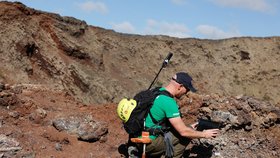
[{"left": 148, "top": 89, "right": 173, "bottom": 125}]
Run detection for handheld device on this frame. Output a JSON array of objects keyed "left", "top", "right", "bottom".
[{"left": 196, "top": 119, "right": 221, "bottom": 131}]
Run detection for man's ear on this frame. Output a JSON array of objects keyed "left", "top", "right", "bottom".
[{"left": 178, "top": 84, "right": 183, "bottom": 90}]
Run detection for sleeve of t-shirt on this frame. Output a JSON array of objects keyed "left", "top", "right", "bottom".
[{"left": 159, "top": 95, "right": 180, "bottom": 118}]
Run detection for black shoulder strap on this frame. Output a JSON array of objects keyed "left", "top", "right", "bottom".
[
  {"left": 157, "top": 89, "right": 173, "bottom": 98},
  {"left": 149, "top": 88, "right": 173, "bottom": 125}
]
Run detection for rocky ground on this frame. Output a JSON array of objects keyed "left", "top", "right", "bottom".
[
  {"left": 0, "top": 1, "right": 280, "bottom": 158},
  {"left": 0, "top": 83, "right": 127, "bottom": 158},
  {"left": 0, "top": 83, "right": 279, "bottom": 158},
  {"left": 180, "top": 93, "right": 280, "bottom": 158}
]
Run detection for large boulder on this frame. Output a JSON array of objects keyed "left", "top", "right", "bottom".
[{"left": 52, "top": 115, "right": 108, "bottom": 142}]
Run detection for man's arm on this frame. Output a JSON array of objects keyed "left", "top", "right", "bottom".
[{"left": 169, "top": 117, "right": 219, "bottom": 139}]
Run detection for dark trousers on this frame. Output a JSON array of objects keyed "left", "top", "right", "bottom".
[{"left": 145, "top": 130, "right": 191, "bottom": 158}]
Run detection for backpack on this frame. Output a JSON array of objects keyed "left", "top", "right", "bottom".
[{"left": 117, "top": 87, "right": 172, "bottom": 137}]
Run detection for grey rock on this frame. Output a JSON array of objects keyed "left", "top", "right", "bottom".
[
  {"left": 55, "top": 143, "right": 62, "bottom": 151},
  {"left": 52, "top": 117, "right": 80, "bottom": 133},
  {"left": 52, "top": 115, "right": 108, "bottom": 142}
]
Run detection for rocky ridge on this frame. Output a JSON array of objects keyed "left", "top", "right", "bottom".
[{"left": 0, "top": 1, "right": 280, "bottom": 105}]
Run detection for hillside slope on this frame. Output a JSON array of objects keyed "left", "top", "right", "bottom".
[{"left": 0, "top": 1, "right": 279, "bottom": 105}]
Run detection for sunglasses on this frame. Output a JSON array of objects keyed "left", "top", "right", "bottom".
[
  {"left": 172, "top": 77, "right": 190, "bottom": 92},
  {"left": 171, "top": 77, "right": 181, "bottom": 84}
]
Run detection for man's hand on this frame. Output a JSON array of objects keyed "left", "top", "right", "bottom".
[
  {"left": 202, "top": 129, "right": 219, "bottom": 138},
  {"left": 170, "top": 117, "right": 220, "bottom": 139}
]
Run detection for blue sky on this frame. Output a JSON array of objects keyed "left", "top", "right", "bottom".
[{"left": 4, "top": 0, "right": 280, "bottom": 39}]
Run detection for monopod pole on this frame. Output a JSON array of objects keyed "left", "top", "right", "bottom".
[{"left": 148, "top": 52, "right": 173, "bottom": 90}]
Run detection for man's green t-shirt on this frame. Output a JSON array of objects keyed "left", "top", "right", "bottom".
[{"left": 145, "top": 87, "right": 180, "bottom": 139}]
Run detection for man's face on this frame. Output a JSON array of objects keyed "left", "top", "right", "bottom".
[
  {"left": 175, "top": 85, "right": 190, "bottom": 99},
  {"left": 172, "top": 76, "right": 191, "bottom": 98}
]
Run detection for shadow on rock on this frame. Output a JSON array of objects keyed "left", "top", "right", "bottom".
[
  {"left": 183, "top": 144, "right": 214, "bottom": 158},
  {"left": 118, "top": 144, "right": 128, "bottom": 157}
]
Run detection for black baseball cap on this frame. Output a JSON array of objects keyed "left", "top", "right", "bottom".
[{"left": 173, "top": 72, "right": 197, "bottom": 92}]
